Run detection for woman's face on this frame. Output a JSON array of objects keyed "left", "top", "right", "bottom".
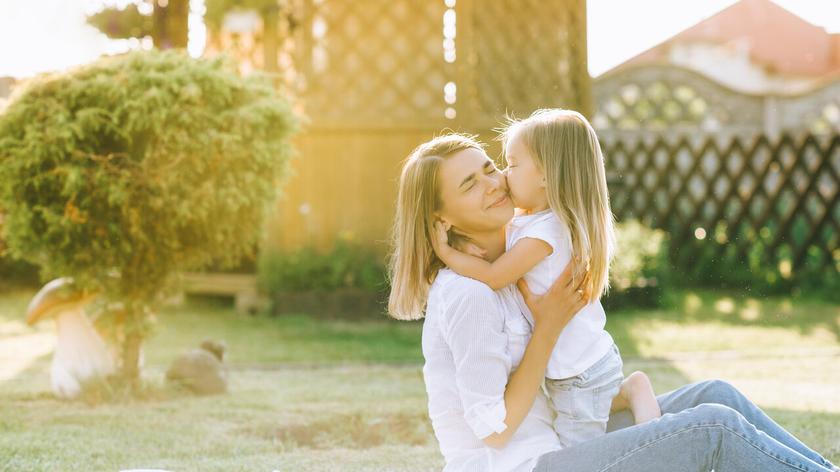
[{"left": 436, "top": 147, "right": 514, "bottom": 235}]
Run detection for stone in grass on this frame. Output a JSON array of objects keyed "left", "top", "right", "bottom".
[{"left": 166, "top": 339, "right": 228, "bottom": 395}]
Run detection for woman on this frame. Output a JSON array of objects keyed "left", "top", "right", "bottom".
[{"left": 387, "top": 133, "right": 838, "bottom": 472}]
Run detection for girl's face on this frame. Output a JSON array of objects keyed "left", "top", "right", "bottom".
[
  {"left": 436, "top": 147, "right": 514, "bottom": 235},
  {"left": 504, "top": 131, "right": 548, "bottom": 212}
]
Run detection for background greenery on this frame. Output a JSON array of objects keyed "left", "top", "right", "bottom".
[
  {"left": 672, "top": 220, "right": 840, "bottom": 302},
  {"left": 255, "top": 220, "right": 673, "bottom": 315}
]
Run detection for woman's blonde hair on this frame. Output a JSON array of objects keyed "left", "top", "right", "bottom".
[
  {"left": 501, "top": 109, "right": 616, "bottom": 299},
  {"left": 387, "top": 133, "right": 484, "bottom": 320}
]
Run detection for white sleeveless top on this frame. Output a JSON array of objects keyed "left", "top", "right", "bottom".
[{"left": 507, "top": 209, "right": 614, "bottom": 379}]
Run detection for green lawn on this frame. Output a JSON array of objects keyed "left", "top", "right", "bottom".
[{"left": 1, "top": 287, "right": 838, "bottom": 471}]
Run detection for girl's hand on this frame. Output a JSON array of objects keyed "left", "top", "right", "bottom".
[
  {"left": 517, "top": 259, "right": 590, "bottom": 338},
  {"left": 431, "top": 220, "right": 453, "bottom": 260}
]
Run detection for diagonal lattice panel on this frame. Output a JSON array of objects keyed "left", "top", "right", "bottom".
[
  {"left": 297, "top": 0, "right": 451, "bottom": 126},
  {"left": 468, "top": 0, "right": 587, "bottom": 122},
  {"left": 603, "top": 133, "right": 840, "bottom": 278}
]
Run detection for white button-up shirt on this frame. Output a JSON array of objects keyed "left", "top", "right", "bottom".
[{"left": 422, "top": 269, "right": 562, "bottom": 472}]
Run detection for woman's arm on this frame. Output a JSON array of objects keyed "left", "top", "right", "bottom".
[
  {"left": 484, "top": 261, "right": 590, "bottom": 448},
  {"left": 481, "top": 322, "right": 561, "bottom": 448},
  {"left": 432, "top": 221, "right": 552, "bottom": 290},
  {"left": 443, "top": 259, "right": 589, "bottom": 448}
]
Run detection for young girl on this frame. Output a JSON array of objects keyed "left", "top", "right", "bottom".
[{"left": 432, "top": 109, "right": 661, "bottom": 447}]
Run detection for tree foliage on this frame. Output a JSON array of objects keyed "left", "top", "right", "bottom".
[
  {"left": 87, "top": 3, "right": 154, "bottom": 40},
  {"left": 87, "top": 0, "right": 188, "bottom": 50},
  {"left": 0, "top": 50, "right": 297, "bottom": 377}
]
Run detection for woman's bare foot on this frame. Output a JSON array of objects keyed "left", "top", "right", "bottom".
[{"left": 619, "top": 371, "right": 662, "bottom": 424}]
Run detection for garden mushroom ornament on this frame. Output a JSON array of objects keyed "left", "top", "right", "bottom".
[{"left": 25, "top": 277, "right": 115, "bottom": 399}]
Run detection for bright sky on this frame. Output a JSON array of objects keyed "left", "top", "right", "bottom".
[{"left": 0, "top": 0, "right": 839, "bottom": 79}]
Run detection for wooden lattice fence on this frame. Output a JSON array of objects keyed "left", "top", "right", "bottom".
[
  {"left": 605, "top": 132, "right": 839, "bottom": 282},
  {"left": 206, "top": 0, "right": 590, "bottom": 252},
  {"left": 204, "top": 1, "right": 839, "bottom": 285},
  {"left": 294, "top": 0, "right": 453, "bottom": 127}
]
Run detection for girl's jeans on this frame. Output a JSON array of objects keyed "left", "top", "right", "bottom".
[
  {"left": 533, "top": 379, "right": 837, "bottom": 471},
  {"left": 545, "top": 343, "right": 624, "bottom": 448}
]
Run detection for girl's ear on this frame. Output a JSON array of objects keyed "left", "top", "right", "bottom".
[{"left": 540, "top": 175, "right": 547, "bottom": 188}]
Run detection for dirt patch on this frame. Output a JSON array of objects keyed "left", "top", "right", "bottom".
[{"left": 251, "top": 412, "right": 433, "bottom": 449}]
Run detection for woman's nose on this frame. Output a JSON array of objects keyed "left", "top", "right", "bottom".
[{"left": 484, "top": 172, "right": 504, "bottom": 193}]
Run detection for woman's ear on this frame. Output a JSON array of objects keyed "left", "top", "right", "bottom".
[{"left": 434, "top": 213, "right": 452, "bottom": 230}]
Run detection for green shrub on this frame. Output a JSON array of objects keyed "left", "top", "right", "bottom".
[
  {"left": 604, "top": 219, "right": 670, "bottom": 309},
  {"left": 671, "top": 220, "right": 838, "bottom": 300},
  {"left": 0, "top": 49, "right": 297, "bottom": 380},
  {"left": 0, "top": 251, "right": 39, "bottom": 287},
  {"left": 257, "top": 238, "right": 387, "bottom": 294},
  {"left": 0, "top": 215, "right": 43, "bottom": 286},
  {"left": 610, "top": 219, "right": 670, "bottom": 289},
  {"left": 258, "top": 222, "right": 669, "bottom": 313}
]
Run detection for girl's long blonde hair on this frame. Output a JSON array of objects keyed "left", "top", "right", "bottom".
[
  {"left": 502, "top": 109, "right": 616, "bottom": 299},
  {"left": 387, "top": 134, "right": 484, "bottom": 320}
]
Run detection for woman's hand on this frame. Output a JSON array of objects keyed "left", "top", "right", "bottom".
[
  {"left": 484, "top": 259, "right": 589, "bottom": 449},
  {"left": 517, "top": 259, "right": 590, "bottom": 339}
]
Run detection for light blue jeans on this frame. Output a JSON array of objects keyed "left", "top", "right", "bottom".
[
  {"left": 533, "top": 379, "right": 838, "bottom": 471},
  {"left": 545, "top": 343, "right": 624, "bottom": 448}
]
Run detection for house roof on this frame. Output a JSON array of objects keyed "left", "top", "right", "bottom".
[{"left": 607, "top": 0, "right": 840, "bottom": 78}]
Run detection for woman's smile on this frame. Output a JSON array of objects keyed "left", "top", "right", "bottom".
[{"left": 486, "top": 194, "right": 509, "bottom": 209}]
